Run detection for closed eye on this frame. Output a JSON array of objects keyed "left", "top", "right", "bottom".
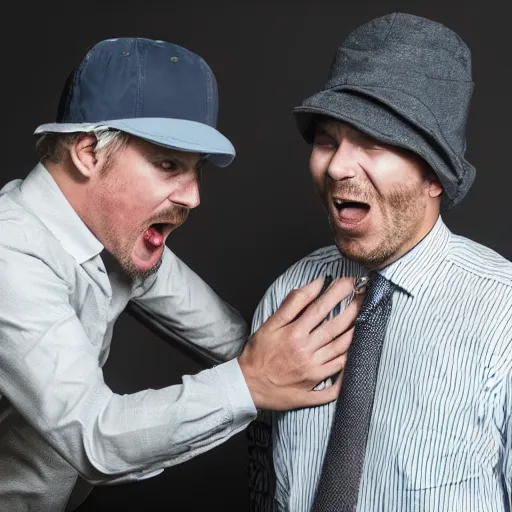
[
  {"left": 355, "top": 133, "right": 386, "bottom": 151},
  {"left": 313, "top": 134, "right": 337, "bottom": 149}
]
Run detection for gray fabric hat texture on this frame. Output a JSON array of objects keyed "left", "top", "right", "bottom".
[{"left": 294, "top": 12, "right": 475, "bottom": 208}]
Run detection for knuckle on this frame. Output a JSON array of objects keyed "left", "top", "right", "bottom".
[
  {"left": 290, "top": 287, "right": 306, "bottom": 300},
  {"left": 289, "top": 325, "right": 305, "bottom": 344}
]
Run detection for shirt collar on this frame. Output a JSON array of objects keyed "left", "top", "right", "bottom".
[
  {"left": 379, "top": 215, "right": 451, "bottom": 298},
  {"left": 20, "top": 163, "right": 104, "bottom": 264}
]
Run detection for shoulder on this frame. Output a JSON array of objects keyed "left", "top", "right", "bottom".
[
  {"left": 446, "top": 233, "right": 512, "bottom": 376},
  {"left": 447, "top": 232, "right": 512, "bottom": 290},
  {"left": 0, "top": 191, "right": 72, "bottom": 282}
]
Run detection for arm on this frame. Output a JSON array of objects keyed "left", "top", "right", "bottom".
[
  {"left": 1, "top": 225, "right": 359, "bottom": 488},
  {"left": 128, "top": 246, "right": 248, "bottom": 366},
  {"left": 0, "top": 242, "right": 256, "bottom": 485}
]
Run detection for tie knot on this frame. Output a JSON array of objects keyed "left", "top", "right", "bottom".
[{"left": 360, "top": 271, "right": 395, "bottom": 315}]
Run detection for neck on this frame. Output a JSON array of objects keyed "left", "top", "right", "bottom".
[
  {"left": 45, "top": 160, "right": 90, "bottom": 226},
  {"left": 374, "top": 208, "right": 440, "bottom": 271}
]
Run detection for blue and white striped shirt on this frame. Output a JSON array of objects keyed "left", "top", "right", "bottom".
[{"left": 247, "top": 216, "right": 512, "bottom": 512}]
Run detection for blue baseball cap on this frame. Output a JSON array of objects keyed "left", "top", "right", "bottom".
[{"left": 34, "top": 38, "right": 235, "bottom": 167}]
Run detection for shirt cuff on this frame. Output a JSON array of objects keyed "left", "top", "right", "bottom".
[{"left": 214, "top": 358, "right": 257, "bottom": 429}]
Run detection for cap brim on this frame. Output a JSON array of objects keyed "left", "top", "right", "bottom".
[
  {"left": 34, "top": 117, "right": 235, "bottom": 167},
  {"left": 293, "top": 88, "right": 472, "bottom": 208}
]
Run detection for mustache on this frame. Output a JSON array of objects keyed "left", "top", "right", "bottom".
[
  {"left": 327, "top": 182, "right": 376, "bottom": 203},
  {"left": 148, "top": 205, "right": 189, "bottom": 226}
]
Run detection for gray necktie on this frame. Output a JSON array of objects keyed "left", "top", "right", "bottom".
[{"left": 312, "top": 271, "right": 396, "bottom": 512}]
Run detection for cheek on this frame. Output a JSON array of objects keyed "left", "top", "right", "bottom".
[
  {"left": 371, "top": 154, "right": 424, "bottom": 189},
  {"left": 98, "top": 181, "right": 155, "bottom": 230},
  {"left": 309, "top": 149, "right": 326, "bottom": 172},
  {"left": 309, "top": 151, "right": 329, "bottom": 189}
]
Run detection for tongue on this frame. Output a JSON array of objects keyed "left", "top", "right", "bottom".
[
  {"left": 339, "top": 206, "right": 368, "bottom": 222},
  {"left": 143, "top": 226, "right": 164, "bottom": 248}
]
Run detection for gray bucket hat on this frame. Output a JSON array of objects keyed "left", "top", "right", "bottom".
[{"left": 294, "top": 13, "right": 475, "bottom": 208}]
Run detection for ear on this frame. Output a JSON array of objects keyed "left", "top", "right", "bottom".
[
  {"left": 427, "top": 179, "right": 443, "bottom": 198},
  {"left": 69, "top": 133, "right": 102, "bottom": 178}
]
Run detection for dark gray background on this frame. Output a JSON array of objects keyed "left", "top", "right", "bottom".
[{"left": 3, "top": 0, "right": 510, "bottom": 510}]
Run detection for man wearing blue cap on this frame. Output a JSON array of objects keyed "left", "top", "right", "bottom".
[
  {"left": 0, "top": 38, "right": 363, "bottom": 510},
  {"left": 248, "top": 13, "right": 511, "bottom": 512}
]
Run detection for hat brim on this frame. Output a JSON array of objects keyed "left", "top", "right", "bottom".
[
  {"left": 34, "top": 117, "right": 235, "bottom": 168},
  {"left": 294, "top": 88, "right": 473, "bottom": 208}
]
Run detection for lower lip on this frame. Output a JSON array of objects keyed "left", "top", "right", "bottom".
[{"left": 132, "top": 234, "right": 166, "bottom": 270}]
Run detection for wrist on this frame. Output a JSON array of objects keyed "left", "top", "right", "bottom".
[{"left": 238, "top": 353, "right": 264, "bottom": 409}]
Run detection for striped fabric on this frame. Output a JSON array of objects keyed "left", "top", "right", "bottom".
[{"left": 247, "top": 216, "right": 512, "bottom": 512}]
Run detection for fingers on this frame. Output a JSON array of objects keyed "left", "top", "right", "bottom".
[
  {"left": 297, "top": 277, "right": 356, "bottom": 332},
  {"left": 308, "top": 348, "right": 348, "bottom": 387},
  {"left": 265, "top": 276, "right": 325, "bottom": 329},
  {"left": 245, "top": 273, "right": 368, "bottom": 412},
  {"left": 320, "top": 352, "right": 348, "bottom": 380},
  {"left": 312, "top": 327, "right": 354, "bottom": 365},
  {"left": 309, "top": 292, "right": 363, "bottom": 351},
  {"left": 302, "top": 372, "right": 344, "bottom": 408}
]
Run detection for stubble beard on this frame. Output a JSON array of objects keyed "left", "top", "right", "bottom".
[{"left": 330, "top": 181, "right": 428, "bottom": 269}]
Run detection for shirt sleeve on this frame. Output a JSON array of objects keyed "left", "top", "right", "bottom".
[
  {"left": 129, "top": 246, "right": 249, "bottom": 365},
  {"left": 0, "top": 235, "right": 256, "bottom": 485}
]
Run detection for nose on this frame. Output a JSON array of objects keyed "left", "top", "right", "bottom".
[
  {"left": 326, "top": 139, "right": 360, "bottom": 181},
  {"left": 168, "top": 169, "right": 201, "bottom": 209}
]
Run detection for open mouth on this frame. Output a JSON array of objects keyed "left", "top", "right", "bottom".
[
  {"left": 333, "top": 198, "right": 370, "bottom": 223},
  {"left": 143, "top": 223, "right": 171, "bottom": 249}
]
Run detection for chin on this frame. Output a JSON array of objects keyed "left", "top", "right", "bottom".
[
  {"left": 131, "top": 258, "right": 162, "bottom": 279},
  {"left": 115, "top": 252, "right": 162, "bottom": 280},
  {"left": 335, "top": 235, "right": 367, "bottom": 259},
  {"left": 335, "top": 236, "right": 390, "bottom": 269}
]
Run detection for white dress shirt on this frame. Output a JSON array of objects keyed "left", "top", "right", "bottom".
[
  {"left": 248, "top": 217, "right": 511, "bottom": 512},
  {"left": 0, "top": 163, "right": 257, "bottom": 511}
]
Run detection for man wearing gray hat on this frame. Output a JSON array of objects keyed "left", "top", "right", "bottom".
[
  {"left": 0, "top": 38, "right": 363, "bottom": 511},
  {"left": 248, "top": 12, "right": 511, "bottom": 512}
]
